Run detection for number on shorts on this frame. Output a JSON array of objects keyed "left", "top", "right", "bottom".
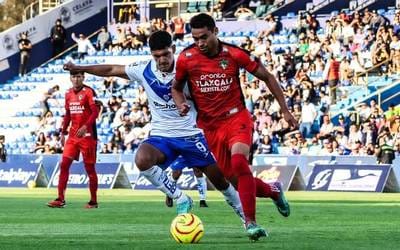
[{"left": 195, "top": 141, "right": 208, "bottom": 153}]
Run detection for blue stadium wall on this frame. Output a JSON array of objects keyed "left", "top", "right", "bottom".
[{"left": 0, "top": 7, "right": 107, "bottom": 84}]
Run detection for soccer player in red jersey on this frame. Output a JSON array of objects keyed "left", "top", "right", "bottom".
[
  {"left": 172, "top": 13, "right": 298, "bottom": 240},
  {"left": 47, "top": 70, "right": 100, "bottom": 209}
]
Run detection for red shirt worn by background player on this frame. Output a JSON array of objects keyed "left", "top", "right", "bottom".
[
  {"left": 62, "top": 85, "right": 98, "bottom": 139},
  {"left": 175, "top": 41, "right": 260, "bottom": 129}
]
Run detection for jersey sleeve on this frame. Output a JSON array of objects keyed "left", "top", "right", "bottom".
[
  {"left": 85, "top": 88, "right": 96, "bottom": 106},
  {"left": 175, "top": 52, "right": 189, "bottom": 83},
  {"left": 125, "top": 62, "right": 144, "bottom": 82},
  {"left": 231, "top": 47, "right": 260, "bottom": 74}
]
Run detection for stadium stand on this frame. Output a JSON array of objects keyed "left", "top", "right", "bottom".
[{"left": 0, "top": 1, "right": 399, "bottom": 162}]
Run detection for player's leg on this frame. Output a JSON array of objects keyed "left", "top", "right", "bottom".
[
  {"left": 177, "top": 134, "right": 244, "bottom": 223},
  {"left": 193, "top": 167, "right": 208, "bottom": 207},
  {"left": 135, "top": 139, "right": 192, "bottom": 214},
  {"left": 225, "top": 111, "right": 267, "bottom": 240},
  {"left": 81, "top": 139, "right": 98, "bottom": 208},
  {"left": 165, "top": 165, "right": 183, "bottom": 208},
  {"left": 198, "top": 163, "right": 244, "bottom": 224},
  {"left": 229, "top": 174, "right": 290, "bottom": 217},
  {"left": 47, "top": 139, "right": 78, "bottom": 208}
]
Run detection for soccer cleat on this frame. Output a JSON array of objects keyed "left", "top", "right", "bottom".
[
  {"left": 272, "top": 182, "right": 290, "bottom": 217},
  {"left": 165, "top": 195, "right": 173, "bottom": 207},
  {"left": 246, "top": 222, "right": 267, "bottom": 241},
  {"left": 176, "top": 195, "right": 193, "bottom": 214},
  {"left": 199, "top": 200, "right": 208, "bottom": 207},
  {"left": 47, "top": 198, "right": 66, "bottom": 208},
  {"left": 84, "top": 200, "right": 98, "bottom": 209}
]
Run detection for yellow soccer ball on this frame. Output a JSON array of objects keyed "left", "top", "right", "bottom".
[
  {"left": 27, "top": 180, "right": 36, "bottom": 189},
  {"left": 170, "top": 213, "right": 204, "bottom": 244}
]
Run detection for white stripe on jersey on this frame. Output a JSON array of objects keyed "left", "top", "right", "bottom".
[{"left": 125, "top": 60, "right": 202, "bottom": 137}]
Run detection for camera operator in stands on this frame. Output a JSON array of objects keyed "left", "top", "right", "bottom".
[{"left": 0, "top": 135, "right": 7, "bottom": 162}]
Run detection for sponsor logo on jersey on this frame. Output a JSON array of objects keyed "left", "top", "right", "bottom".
[
  {"left": 219, "top": 59, "right": 229, "bottom": 70},
  {"left": 195, "top": 73, "right": 233, "bottom": 93},
  {"left": 69, "top": 102, "right": 85, "bottom": 114},
  {"left": 153, "top": 101, "right": 177, "bottom": 110}
]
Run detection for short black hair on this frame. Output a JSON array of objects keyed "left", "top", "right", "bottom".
[
  {"left": 149, "top": 31, "right": 172, "bottom": 51},
  {"left": 70, "top": 70, "right": 84, "bottom": 76},
  {"left": 190, "top": 13, "right": 215, "bottom": 30}
]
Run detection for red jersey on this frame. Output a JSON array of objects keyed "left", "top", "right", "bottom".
[
  {"left": 175, "top": 41, "right": 260, "bottom": 129},
  {"left": 62, "top": 85, "right": 98, "bottom": 139}
]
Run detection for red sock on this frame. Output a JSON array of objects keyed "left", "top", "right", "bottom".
[
  {"left": 84, "top": 163, "right": 98, "bottom": 203},
  {"left": 255, "top": 177, "right": 279, "bottom": 199},
  {"left": 231, "top": 154, "right": 256, "bottom": 223},
  {"left": 58, "top": 157, "right": 73, "bottom": 201}
]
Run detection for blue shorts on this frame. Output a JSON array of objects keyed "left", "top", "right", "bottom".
[
  {"left": 170, "top": 156, "right": 188, "bottom": 171},
  {"left": 142, "top": 133, "right": 216, "bottom": 170}
]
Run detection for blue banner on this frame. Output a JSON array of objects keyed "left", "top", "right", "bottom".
[
  {"left": 0, "top": 163, "right": 38, "bottom": 187},
  {"left": 49, "top": 162, "right": 123, "bottom": 189},
  {"left": 307, "top": 164, "right": 391, "bottom": 192}
]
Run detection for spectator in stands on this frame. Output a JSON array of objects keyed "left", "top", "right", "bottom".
[
  {"left": 41, "top": 85, "right": 60, "bottom": 118},
  {"left": 128, "top": 4, "right": 140, "bottom": 22},
  {"left": 18, "top": 32, "right": 32, "bottom": 77},
  {"left": 100, "top": 143, "right": 112, "bottom": 154},
  {"left": 50, "top": 19, "right": 67, "bottom": 57},
  {"left": 135, "top": 26, "right": 148, "bottom": 47},
  {"left": 118, "top": 2, "right": 130, "bottom": 23},
  {"left": 325, "top": 54, "right": 340, "bottom": 104},
  {"left": 171, "top": 16, "right": 186, "bottom": 41},
  {"left": 240, "top": 36, "right": 255, "bottom": 52},
  {"left": 317, "top": 115, "right": 334, "bottom": 140},
  {"left": 234, "top": 5, "right": 255, "bottom": 21},
  {"left": 375, "top": 127, "right": 395, "bottom": 164},
  {"left": 299, "top": 97, "right": 317, "bottom": 139},
  {"left": 33, "top": 132, "right": 46, "bottom": 153},
  {"left": 256, "top": 135, "right": 273, "bottom": 154},
  {"left": 71, "top": 33, "right": 96, "bottom": 59},
  {"left": 96, "top": 26, "right": 111, "bottom": 51},
  {"left": 0, "top": 135, "right": 6, "bottom": 162}
]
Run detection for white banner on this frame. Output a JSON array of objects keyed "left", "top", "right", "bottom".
[{"left": 0, "top": 0, "right": 106, "bottom": 60}]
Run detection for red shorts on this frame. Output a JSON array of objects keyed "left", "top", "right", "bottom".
[
  {"left": 63, "top": 136, "right": 97, "bottom": 164},
  {"left": 202, "top": 109, "right": 253, "bottom": 178}
]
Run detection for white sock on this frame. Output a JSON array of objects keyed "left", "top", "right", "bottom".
[
  {"left": 141, "top": 166, "right": 182, "bottom": 199},
  {"left": 221, "top": 183, "right": 245, "bottom": 224},
  {"left": 195, "top": 176, "right": 207, "bottom": 201}
]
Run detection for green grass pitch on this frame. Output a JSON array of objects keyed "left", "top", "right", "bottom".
[{"left": 0, "top": 189, "right": 399, "bottom": 249}]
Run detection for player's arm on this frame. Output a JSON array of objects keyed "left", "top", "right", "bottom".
[
  {"left": 76, "top": 91, "right": 100, "bottom": 138},
  {"left": 63, "top": 62, "right": 129, "bottom": 79},
  {"left": 252, "top": 65, "right": 298, "bottom": 128},
  {"left": 172, "top": 53, "right": 190, "bottom": 115}
]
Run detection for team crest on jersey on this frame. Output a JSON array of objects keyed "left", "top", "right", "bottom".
[
  {"left": 219, "top": 59, "right": 229, "bottom": 70},
  {"left": 78, "top": 95, "right": 83, "bottom": 100}
]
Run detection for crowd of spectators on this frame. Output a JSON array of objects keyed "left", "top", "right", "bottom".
[{"left": 30, "top": 6, "right": 400, "bottom": 163}]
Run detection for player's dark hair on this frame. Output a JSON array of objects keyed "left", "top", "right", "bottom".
[
  {"left": 149, "top": 31, "right": 172, "bottom": 51},
  {"left": 70, "top": 70, "right": 84, "bottom": 76},
  {"left": 190, "top": 13, "right": 216, "bottom": 30}
]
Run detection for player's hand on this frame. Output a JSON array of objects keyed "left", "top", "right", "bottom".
[
  {"left": 76, "top": 125, "right": 87, "bottom": 138},
  {"left": 282, "top": 110, "right": 299, "bottom": 129},
  {"left": 60, "top": 134, "right": 65, "bottom": 146},
  {"left": 177, "top": 102, "right": 190, "bottom": 116},
  {"left": 63, "top": 61, "right": 77, "bottom": 72}
]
